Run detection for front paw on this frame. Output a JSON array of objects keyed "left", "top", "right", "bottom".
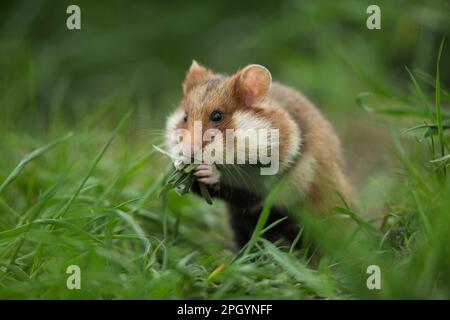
[{"left": 194, "top": 164, "right": 221, "bottom": 186}]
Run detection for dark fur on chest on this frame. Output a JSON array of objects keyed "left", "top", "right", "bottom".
[{"left": 192, "top": 182, "right": 300, "bottom": 248}]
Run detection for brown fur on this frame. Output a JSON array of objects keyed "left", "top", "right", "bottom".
[
  {"left": 174, "top": 62, "right": 351, "bottom": 210},
  {"left": 269, "top": 83, "right": 351, "bottom": 210}
]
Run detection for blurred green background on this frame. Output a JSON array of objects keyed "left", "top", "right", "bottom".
[{"left": 0, "top": 0, "right": 449, "bottom": 299}]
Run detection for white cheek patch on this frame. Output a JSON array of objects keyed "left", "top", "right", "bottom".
[
  {"left": 233, "top": 111, "right": 272, "bottom": 131},
  {"left": 233, "top": 111, "right": 272, "bottom": 161},
  {"left": 232, "top": 110, "right": 301, "bottom": 173},
  {"left": 165, "top": 110, "right": 184, "bottom": 152},
  {"left": 232, "top": 111, "right": 280, "bottom": 174}
]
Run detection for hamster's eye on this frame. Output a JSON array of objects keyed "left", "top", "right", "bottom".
[
  {"left": 183, "top": 112, "right": 188, "bottom": 122},
  {"left": 210, "top": 111, "right": 223, "bottom": 123}
]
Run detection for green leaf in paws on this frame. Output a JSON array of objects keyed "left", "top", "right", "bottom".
[{"left": 153, "top": 146, "right": 213, "bottom": 204}]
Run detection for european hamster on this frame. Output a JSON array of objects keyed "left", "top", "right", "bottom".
[{"left": 165, "top": 60, "right": 351, "bottom": 248}]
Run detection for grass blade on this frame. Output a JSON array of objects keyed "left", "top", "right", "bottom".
[
  {"left": 262, "top": 239, "right": 336, "bottom": 298},
  {"left": 405, "top": 66, "right": 432, "bottom": 116},
  {"left": 0, "top": 132, "right": 73, "bottom": 195},
  {"left": 243, "top": 179, "right": 285, "bottom": 255},
  {"left": 0, "top": 219, "right": 102, "bottom": 243},
  {"left": 55, "top": 110, "right": 133, "bottom": 219},
  {"left": 434, "top": 38, "right": 446, "bottom": 178},
  {"left": 199, "top": 183, "right": 212, "bottom": 205}
]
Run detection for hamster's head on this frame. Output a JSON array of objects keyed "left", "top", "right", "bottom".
[{"left": 165, "top": 60, "right": 279, "bottom": 167}]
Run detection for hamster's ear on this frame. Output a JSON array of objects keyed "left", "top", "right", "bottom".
[
  {"left": 235, "top": 64, "right": 272, "bottom": 107},
  {"left": 183, "top": 60, "right": 212, "bottom": 95}
]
